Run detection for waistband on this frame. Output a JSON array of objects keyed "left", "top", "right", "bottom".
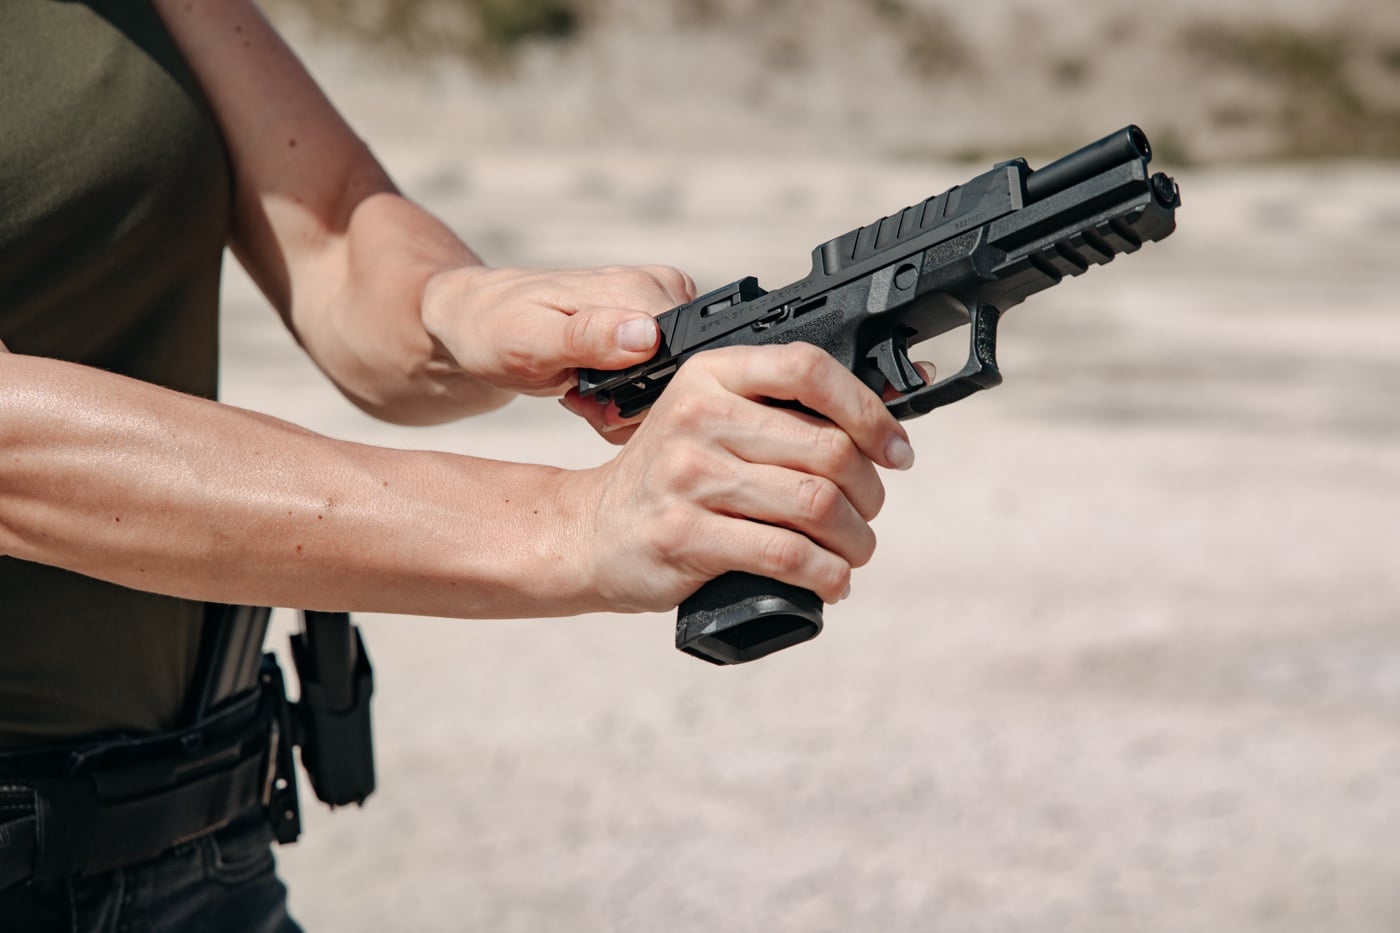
[
  {"left": 0, "top": 682, "right": 264, "bottom": 781},
  {"left": 0, "top": 655, "right": 301, "bottom": 891}
]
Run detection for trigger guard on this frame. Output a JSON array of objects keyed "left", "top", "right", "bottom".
[{"left": 885, "top": 304, "right": 1004, "bottom": 420}]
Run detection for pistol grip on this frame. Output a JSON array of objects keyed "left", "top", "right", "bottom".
[{"left": 676, "top": 572, "right": 824, "bottom": 665}]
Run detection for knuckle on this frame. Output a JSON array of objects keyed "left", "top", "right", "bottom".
[
  {"left": 662, "top": 392, "right": 707, "bottom": 430},
  {"left": 795, "top": 475, "right": 841, "bottom": 527},
  {"left": 650, "top": 502, "right": 701, "bottom": 558},
  {"left": 563, "top": 312, "right": 601, "bottom": 359},
  {"left": 661, "top": 390, "right": 731, "bottom": 432},
  {"left": 856, "top": 384, "right": 888, "bottom": 425},
  {"left": 849, "top": 527, "right": 877, "bottom": 568},
  {"left": 696, "top": 344, "right": 756, "bottom": 379},
  {"left": 760, "top": 533, "right": 806, "bottom": 577},
  {"left": 810, "top": 425, "right": 856, "bottom": 476},
  {"left": 649, "top": 265, "right": 694, "bottom": 300},
  {"left": 785, "top": 342, "right": 831, "bottom": 387},
  {"left": 628, "top": 267, "right": 665, "bottom": 294},
  {"left": 676, "top": 269, "right": 698, "bottom": 299},
  {"left": 826, "top": 564, "right": 853, "bottom": 599},
  {"left": 790, "top": 340, "right": 827, "bottom": 368},
  {"left": 808, "top": 558, "right": 850, "bottom": 604},
  {"left": 661, "top": 445, "right": 710, "bottom": 494}
]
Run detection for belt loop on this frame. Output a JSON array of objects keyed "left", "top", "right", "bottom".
[{"left": 32, "top": 778, "right": 97, "bottom": 881}]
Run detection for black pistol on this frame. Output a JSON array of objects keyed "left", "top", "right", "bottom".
[{"left": 579, "top": 125, "right": 1181, "bottom": 666}]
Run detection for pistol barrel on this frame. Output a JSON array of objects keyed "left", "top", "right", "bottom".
[{"left": 1024, "top": 125, "right": 1151, "bottom": 203}]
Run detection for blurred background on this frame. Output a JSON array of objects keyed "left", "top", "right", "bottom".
[
  {"left": 259, "top": 0, "right": 1400, "bottom": 163},
  {"left": 225, "top": 1, "right": 1400, "bottom": 929}
]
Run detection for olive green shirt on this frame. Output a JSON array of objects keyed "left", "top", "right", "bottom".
[{"left": 0, "top": 0, "right": 233, "bottom": 745}]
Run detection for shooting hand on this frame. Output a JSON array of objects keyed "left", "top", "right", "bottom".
[
  {"left": 568, "top": 342, "right": 915, "bottom": 612},
  {"left": 421, "top": 264, "right": 695, "bottom": 398}
]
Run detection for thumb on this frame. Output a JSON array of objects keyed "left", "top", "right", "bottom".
[{"left": 559, "top": 307, "right": 660, "bottom": 369}]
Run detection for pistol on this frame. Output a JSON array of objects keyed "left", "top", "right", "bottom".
[{"left": 579, "top": 125, "right": 1181, "bottom": 666}]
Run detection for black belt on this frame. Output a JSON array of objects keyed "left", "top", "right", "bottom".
[
  {"left": 0, "top": 658, "right": 300, "bottom": 892},
  {"left": 0, "top": 608, "right": 377, "bottom": 893}
]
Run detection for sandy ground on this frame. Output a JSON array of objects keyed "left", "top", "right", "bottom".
[{"left": 210, "top": 33, "right": 1400, "bottom": 933}]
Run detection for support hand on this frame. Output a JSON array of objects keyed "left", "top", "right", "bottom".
[{"left": 421, "top": 264, "right": 695, "bottom": 397}]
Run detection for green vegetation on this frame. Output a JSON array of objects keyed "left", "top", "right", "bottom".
[
  {"left": 1184, "top": 20, "right": 1400, "bottom": 159},
  {"left": 1049, "top": 56, "right": 1090, "bottom": 88},
  {"left": 479, "top": 0, "right": 579, "bottom": 47},
  {"left": 263, "top": 0, "right": 586, "bottom": 66},
  {"left": 865, "top": 0, "right": 971, "bottom": 77},
  {"left": 1191, "top": 22, "right": 1345, "bottom": 87},
  {"left": 1382, "top": 44, "right": 1400, "bottom": 74}
]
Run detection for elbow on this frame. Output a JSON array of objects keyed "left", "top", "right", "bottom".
[{"left": 333, "top": 368, "right": 516, "bottom": 426}]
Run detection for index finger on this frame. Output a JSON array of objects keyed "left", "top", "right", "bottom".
[
  {"left": 701, "top": 343, "right": 915, "bottom": 471},
  {"left": 559, "top": 386, "right": 646, "bottom": 444}
]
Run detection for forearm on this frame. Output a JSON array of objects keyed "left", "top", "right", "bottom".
[
  {"left": 158, "top": 1, "right": 687, "bottom": 425},
  {"left": 272, "top": 190, "right": 516, "bottom": 425},
  {"left": 155, "top": 0, "right": 509, "bottom": 425},
  {"left": 0, "top": 353, "right": 598, "bottom": 618}
]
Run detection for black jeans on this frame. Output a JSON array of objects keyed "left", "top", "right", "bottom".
[{"left": 0, "top": 810, "right": 300, "bottom": 933}]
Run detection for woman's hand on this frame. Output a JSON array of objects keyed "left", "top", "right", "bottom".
[
  {"left": 421, "top": 264, "right": 695, "bottom": 397},
  {"left": 564, "top": 342, "right": 916, "bottom": 613}
]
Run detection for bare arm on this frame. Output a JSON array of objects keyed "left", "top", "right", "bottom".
[
  {"left": 0, "top": 351, "right": 596, "bottom": 617},
  {"left": 152, "top": 0, "right": 692, "bottom": 425},
  {"left": 0, "top": 344, "right": 911, "bottom": 616}
]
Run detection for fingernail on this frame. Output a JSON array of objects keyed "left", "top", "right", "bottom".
[
  {"left": 886, "top": 435, "right": 915, "bottom": 471},
  {"left": 841, "top": 582, "right": 852, "bottom": 601},
  {"left": 616, "top": 318, "right": 657, "bottom": 352}
]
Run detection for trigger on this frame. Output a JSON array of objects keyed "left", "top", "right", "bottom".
[{"left": 868, "top": 333, "right": 926, "bottom": 394}]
